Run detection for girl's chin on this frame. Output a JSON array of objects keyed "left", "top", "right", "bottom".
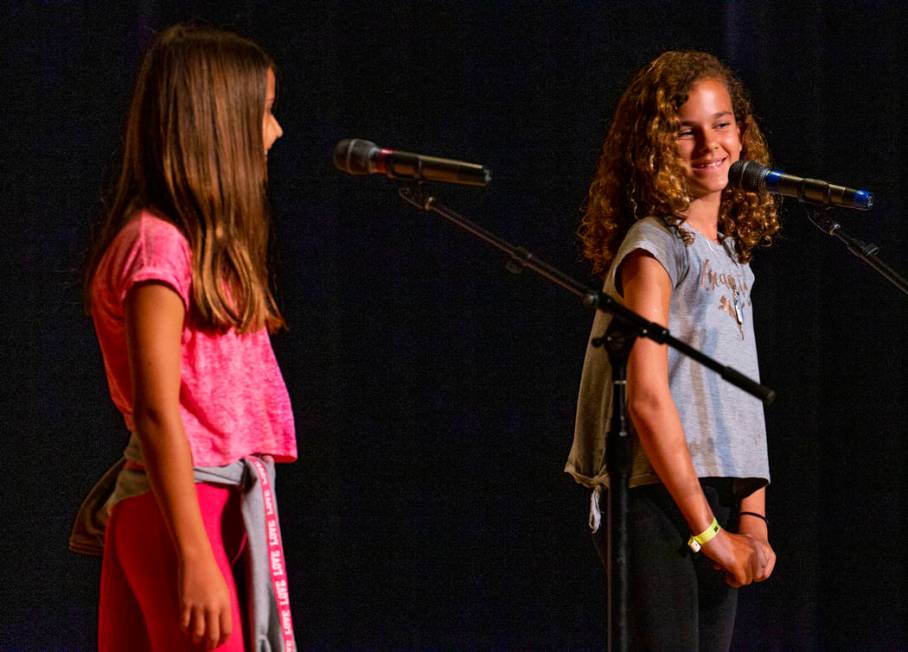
[
  {"left": 688, "top": 174, "right": 730, "bottom": 197},
  {"left": 688, "top": 186, "right": 727, "bottom": 202}
]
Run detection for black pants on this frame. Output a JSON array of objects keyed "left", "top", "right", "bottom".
[{"left": 593, "top": 479, "right": 739, "bottom": 651}]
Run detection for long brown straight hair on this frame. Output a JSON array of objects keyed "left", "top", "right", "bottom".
[{"left": 85, "top": 24, "right": 284, "bottom": 333}]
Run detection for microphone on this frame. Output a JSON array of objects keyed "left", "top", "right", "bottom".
[
  {"left": 728, "top": 160, "right": 873, "bottom": 210},
  {"left": 333, "top": 139, "right": 491, "bottom": 187}
]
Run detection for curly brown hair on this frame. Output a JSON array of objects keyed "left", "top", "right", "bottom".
[{"left": 579, "top": 50, "right": 780, "bottom": 276}]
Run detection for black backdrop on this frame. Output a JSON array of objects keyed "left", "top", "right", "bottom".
[{"left": 1, "top": 1, "right": 905, "bottom": 650}]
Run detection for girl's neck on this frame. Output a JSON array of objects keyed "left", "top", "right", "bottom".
[{"left": 682, "top": 194, "right": 721, "bottom": 241}]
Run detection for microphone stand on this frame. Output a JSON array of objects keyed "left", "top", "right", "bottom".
[
  {"left": 802, "top": 204, "right": 908, "bottom": 296},
  {"left": 591, "top": 318, "right": 634, "bottom": 652},
  {"left": 396, "top": 183, "right": 776, "bottom": 652}
]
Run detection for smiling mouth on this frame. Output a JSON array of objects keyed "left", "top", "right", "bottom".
[{"left": 692, "top": 157, "right": 726, "bottom": 170}]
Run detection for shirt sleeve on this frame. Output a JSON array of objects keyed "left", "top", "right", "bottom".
[
  {"left": 610, "top": 217, "right": 688, "bottom": 294},
  {"left": 109, "top": 215, "right": 192, "bottom": 310}
]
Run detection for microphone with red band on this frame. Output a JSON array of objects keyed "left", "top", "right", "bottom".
[
  {"left": 333, "top": 138, "right": 492, "bottom": 188},
  {"left": 728, "top": 160, "right": 873, "bottom": 210}
]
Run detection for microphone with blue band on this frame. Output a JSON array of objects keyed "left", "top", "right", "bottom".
[{"left": 728, "top": 160, "right": 873, "bottom": 210}]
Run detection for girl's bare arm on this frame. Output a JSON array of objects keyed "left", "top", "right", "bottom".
[
  {"left": 621, "top": 250, "right": 767, "bottom": 587},
  {"left": 126, "top": 281, "right": 232, "bottom": 649}
]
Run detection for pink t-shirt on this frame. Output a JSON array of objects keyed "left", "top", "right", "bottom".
[{"left": 91, "top": 211, "right": 297, "bottom": 467}]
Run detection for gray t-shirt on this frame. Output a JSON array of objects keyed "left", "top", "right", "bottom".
[{"left": 565, "top": 216, "right": 769, "bottom": 499}]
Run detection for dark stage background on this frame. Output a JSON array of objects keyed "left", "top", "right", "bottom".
[{"left": 1, "top": 1, "right": 905, "bottom": 650}]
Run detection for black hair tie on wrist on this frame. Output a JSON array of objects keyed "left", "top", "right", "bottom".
[{"left": 739, "top": 511, "right": 769, "bottom": 525}]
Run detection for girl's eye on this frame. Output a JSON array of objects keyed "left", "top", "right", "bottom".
[{"left": 716, "top": 121, "right": 731, "bottom": 129}]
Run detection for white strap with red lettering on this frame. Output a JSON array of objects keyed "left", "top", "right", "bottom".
[{"left": 248, "top": 456, "right": 296, "bottom": 651}]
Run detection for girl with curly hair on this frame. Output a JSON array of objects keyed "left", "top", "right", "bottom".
[{"left": 565, "top": 50, "right": 780, "bottom": 649}]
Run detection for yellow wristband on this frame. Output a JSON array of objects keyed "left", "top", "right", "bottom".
[{"left": 687, "top": 517, "right": 721, "bottom": 553}]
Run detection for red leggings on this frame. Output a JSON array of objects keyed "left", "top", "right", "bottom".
[{"left": 99, "top": 483, "right": 247, "bottom": 651}]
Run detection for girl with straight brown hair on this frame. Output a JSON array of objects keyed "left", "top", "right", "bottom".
[{"left": 75, "top": 24, "right": 296, "bottom": 651}]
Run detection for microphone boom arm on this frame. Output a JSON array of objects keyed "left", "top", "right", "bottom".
[
  {"left": 803, "top": 204, "right": 908, "bottom": 296},
  {"left": 398, "top": 184, "right": 776, "bottom": 404}
]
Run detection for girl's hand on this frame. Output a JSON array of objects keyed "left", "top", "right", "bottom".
[
  {"left": 179, "top": 552, "right": 233, "bottom": 649},
  {"left": 737, "top": 515, "right": 776, "bottom": 582},
  {"left": 700, "top": 529, "right": 769, "bottom": 588}
]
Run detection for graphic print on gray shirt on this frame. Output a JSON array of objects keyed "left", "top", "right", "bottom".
[{"left": 565, "top": 216, "right": 769, "bottom": 499}]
